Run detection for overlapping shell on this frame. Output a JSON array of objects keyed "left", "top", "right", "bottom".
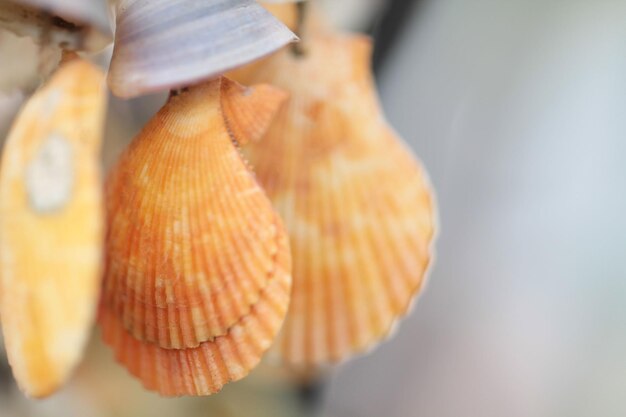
[
  {"left": 232, "top": 31, "right": 437, "bottom": 366},
  {"left": 0, "top": 0, "right": 112, "bottom": 52},
  {"left": 99, "top": 77, "right": 292, "bottom": 396},
  {"left": 0, "top": 56, "right": 107, "bottom": 397},
  {"left": 107, "top": 0, "right": 297, "bottom": 98}
]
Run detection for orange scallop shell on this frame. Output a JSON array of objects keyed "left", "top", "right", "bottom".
[
  {"left": 0, "top": 57, "right": 107, "bottom": 397},
  {"left": 232, "top": 32, "right": 437, "bottom": 366},
  {"left": 100, "top": 77, "right": 292, "bottom": 396}
]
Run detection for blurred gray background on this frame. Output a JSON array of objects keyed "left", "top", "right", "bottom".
[{"left": 325, "top": 0, "right": 626, "bottom": 416}]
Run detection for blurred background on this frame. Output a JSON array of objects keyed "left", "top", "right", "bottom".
[{"left": 2, "top": 0, "right": 626, "bottom": 416}]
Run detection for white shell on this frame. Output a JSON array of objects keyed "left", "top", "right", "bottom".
[
  {"left": 108, "top": 0, "right": 297, "bottom": 98},
  {"left": 0, "top": 0, "right": 112, "bottom": 52}
]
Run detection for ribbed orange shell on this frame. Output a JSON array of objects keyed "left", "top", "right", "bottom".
[
  {"left": 232, "top": 32, "right": 437, "bottom": 366},
  {"left": 100, "top": 77, "right": 292, "bottom": 396},
  {"left": 0, "top": 57, "right": 107, "bottom": 397}
]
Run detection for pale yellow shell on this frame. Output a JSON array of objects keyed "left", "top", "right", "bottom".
[
  {"left": 0, "top": 57, "right": 107, "bottom": 397},
  {"left": 232, "top": 31, "right": 437, "bottom": 366}
]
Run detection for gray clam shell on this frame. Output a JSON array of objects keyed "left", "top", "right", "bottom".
[{"left": 108, "top": 0, "right": 297, "bottom": 98}]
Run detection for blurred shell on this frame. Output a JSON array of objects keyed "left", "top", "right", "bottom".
[
  {"left": 107, "top": 0, "right": 296, "bottom": 98},
  {"left": 100, "top": 77, "right": 292, "bottom": 395},
  {"left": 232, "top": 32, "right": 437, "bottom": 366},
  {"left": 0, "top": 0, "right": 112, "bottom": 52},
  {"left": 0, "top": 56, "right": 107, "bottom": 397}
]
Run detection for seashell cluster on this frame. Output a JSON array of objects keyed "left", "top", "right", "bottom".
[
  {"left": 0, "top": 0, "right": 299, "bottom": 398},
  {"left": 231, "top": 29, "right": 437, "bottom": 367},
  {"left": 0, "top": 55, "right": 107, "bottom": 398},
  {"left": 107, "top": 0, "right": 297, "bottom": 98},
  {"left": 99, "top": 77, "right": 292, "bottom": 396},
  {"left": 0, "top": 0, "right": 439, "bottom": 399}
]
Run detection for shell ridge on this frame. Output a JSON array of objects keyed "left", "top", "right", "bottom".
[
  {"left": 107, "top": 119, "right": 177, "bottom": 345},
  {"left": 201, "top": 129, "right": 260, "bottom": 345},
  {"left": 99, "top": 244, "right": 290, "bottom": 396},
  {"left": 256, "top": 100, "right": 302, "bottom": 361},
  {"left": 166, "top": 138, "right": 189, "bottom": 349},
  {"left": 144, "top": 123, "right": 181, "bottom": 348},
  {"left": 165, "top": 204, "right": 286, "bottom": 346},
  {"left": 105, "top": 217, "right": 290, "bottom": 343},
  {"left": 106, "top": 150, "right": 289, "bottom": 347},
  {"left": 356, "top": 153, "right": 408, "bottom": 315},
  {"left": 340, "top": 152, "right": 392, "bottom": 350},
  {"left": 125, "top": 132, "right": 166, "bottom": 344},
  {"left": 220, "top": 77, "right": 288, "bottom": 146},
  {"left": 192, "top": 132, "right": 237, "bottom": 346},
  {"left": 317, "top": 143, "right": 339, "bottom": 362},
  {"left": 116, "top": 123, "right": 177, "bottom": 346},
  {"left": 106, "top": 97, "right": 207, "bottom": 346},
  {"left": 105, "top": 136, "right": 144, "bottom": 328},
  {"left": 184, "top": 137, "right": 219, "bottom": 348},
  {"left": 139, "top": 124, "right": 177, "bottom": 345},
  {"left": 360, "top": 128, "right": 435, "bottom": 305}
]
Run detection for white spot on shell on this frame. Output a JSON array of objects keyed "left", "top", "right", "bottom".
[
  {"left": 25, "top": 133, "right": 74, "bottom": 213},
  {"left": 42, "top": 89, "right": 62, "bottom": 119}
]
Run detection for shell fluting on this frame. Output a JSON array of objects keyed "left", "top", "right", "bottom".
[
  {"left": 108, "top": 0, "right": 297, "bottom": 98},
  {"left": 221, "top": 80, "right": 289, "bottom": 145},
  {"left": 232, "top": 32, "right": 437, "bottom": 367},
  {"left": 0, "top": 57, "right": 107, "bottom": 397},
  {"left": 100, "top": 77, "right": 292, "bottom": 396},
  {"left": 99, "top": 228, "right": 291, "bottom": 396}
]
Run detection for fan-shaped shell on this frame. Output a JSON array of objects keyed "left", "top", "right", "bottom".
[
  {"left": 0, "top": 0, "right": 112, "bottom": 52},
  {"left": 232, "top": 32, "right": 437, "bottom": 366},
  {"left": 100, "top": 78, "right": 292, "bottom": 395},
  {"left": 107, "top": 0, "right": 296, "bottom": 98},
  {"left": 0, "top": 56, "right": 107, "bottom": 397},
  {"left": 100, "top": 77, "right": 292, "bottom": 396}
]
